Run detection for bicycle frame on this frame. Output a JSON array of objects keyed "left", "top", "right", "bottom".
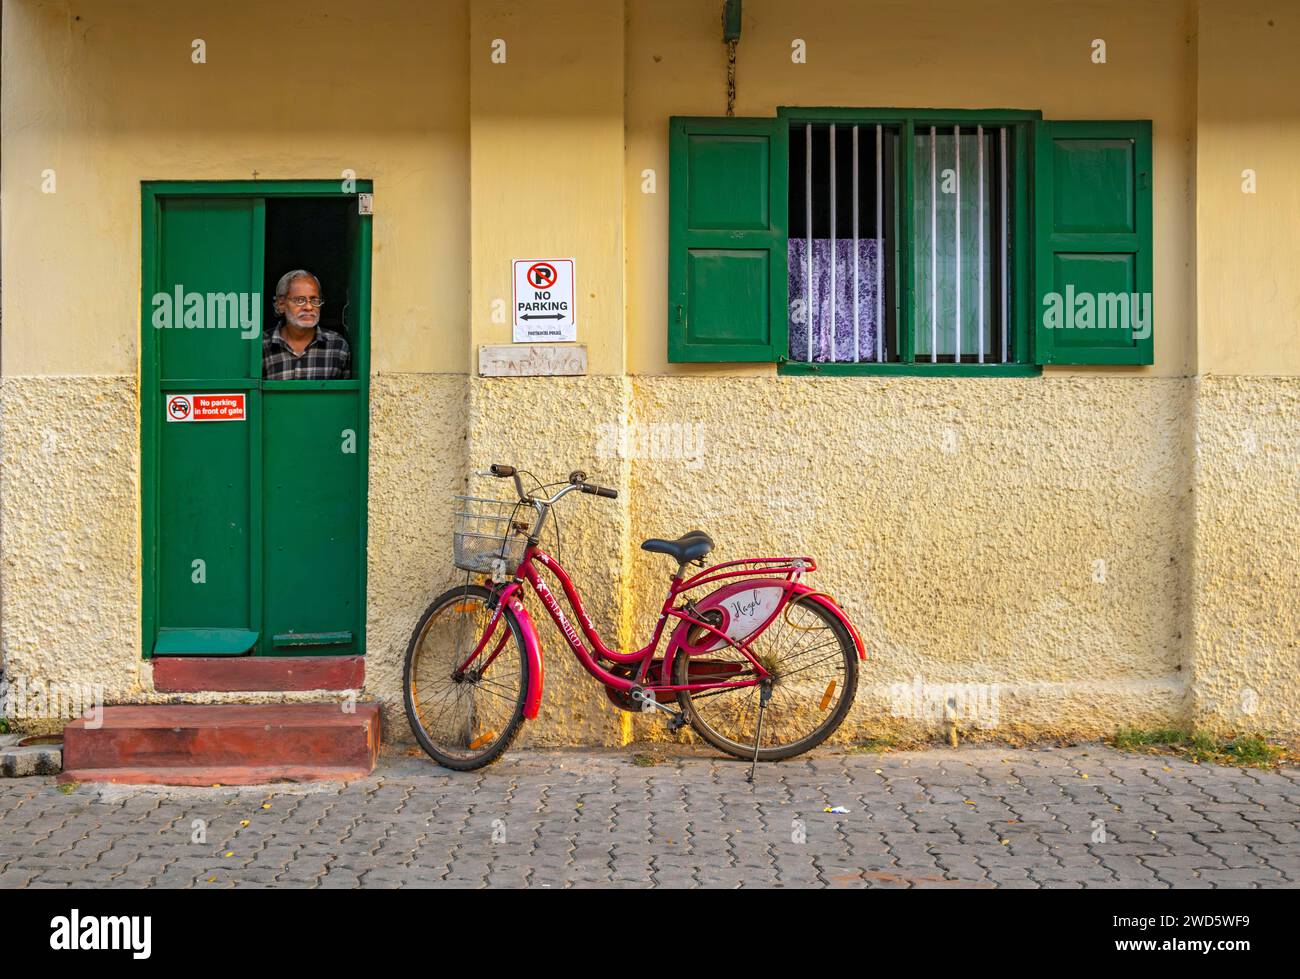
[{"left": 456, "top": 534, "right": 865, "bottom": 720}]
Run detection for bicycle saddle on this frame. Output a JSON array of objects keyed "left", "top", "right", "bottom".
[{"left": 640, "top": 530, "right": 714, "bottom": 564}]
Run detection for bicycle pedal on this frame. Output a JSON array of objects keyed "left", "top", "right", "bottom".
[
  {"left": 631, "top": 685, "right": 680, "bottom": 722},
  {"left": 667, "top": 712, "right": 689, "bottom": 733}
]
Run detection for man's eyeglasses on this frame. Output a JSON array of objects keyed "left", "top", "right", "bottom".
[{"left": 281, "top": 296, "right": 324, "bottom": 308}]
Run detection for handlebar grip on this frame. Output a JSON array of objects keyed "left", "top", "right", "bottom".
[
  {"left": 580, "top": 483, "right": 618, "bottom": 499},
  {"left": 489, "top": 464, "right": 517, "bottom": 477}
]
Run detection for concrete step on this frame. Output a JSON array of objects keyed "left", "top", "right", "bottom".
[
  {"left": 152, "top": 655, "right": 365, "bottom": 693},
  {"left": 1, "top": 735, "right": 63, "bottom": 777},
  {"left": 61, "top": 703, "right": 381, "bottom": 785}
]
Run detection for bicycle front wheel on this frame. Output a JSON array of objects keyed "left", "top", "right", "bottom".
[
  {"left": 674, "top": 594, "right": 858, "bottom": 762},
  {"left": 403, "top": 582, "right": 529, "bottom": 771}
]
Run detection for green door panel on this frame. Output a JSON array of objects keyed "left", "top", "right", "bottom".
[
  {"left": 155, "top": 628, "right": 259, "bottom": 655},
  {"left": 157, "top": 197, "right": 264, "bottom": 381},
  {"left": 1051, "top": 138, "right": 1136, "bottom": 234},
  {"left": 686, "top": 250, "right": 771, "bottom": 346},
  {"left": 1049, "top": 252, "right": 1136, "bottom": 351},
  {"left": 261, "top": 389, "right": 361, "bottom": 656},
  {"left": 669, "top": 117, "right": 788, "bottom": 362},
  {"left": 685, "top": 135, "right": 771, "bottom": 230},
  {"left": 151, "top": 195, "right": 263, "bottom": 655},
  {"left": 1033, "top": 120, "right": 1153, "bottom": 365},
  {"left": 157, "top": 406, "right": 256, "bottom": 635}
]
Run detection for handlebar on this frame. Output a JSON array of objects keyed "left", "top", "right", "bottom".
[
  {"left": 569, "top": 469, "right": 618, "bottom": 499},
  {"left": 485, "top": 464, "right": 619, "bottom": 503}
]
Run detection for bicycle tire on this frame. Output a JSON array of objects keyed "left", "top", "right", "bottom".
[
  {"left": 403, "top": 582, "right": 529, "bottom": 771},
  {"left": 674, "top": 594, "right": 858, "bottom": 762}
]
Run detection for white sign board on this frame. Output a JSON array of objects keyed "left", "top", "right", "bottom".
[
  {"left": 479, "top": 344, "right": 587, "bottom": 377},
  {"left": 513, "top": 258, "right": 575, "bottom": 342}
]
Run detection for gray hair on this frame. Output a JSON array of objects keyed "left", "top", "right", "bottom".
[{"left": 275, "top": 269, "right": 321, "bottom": 298}]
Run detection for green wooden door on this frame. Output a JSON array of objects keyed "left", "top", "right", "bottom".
[
  {"left": 143, "top": 184, "right": 370, "bottom": 658},
  {"left": 151, "top": 197, "right": 263, "bottom": 655}
]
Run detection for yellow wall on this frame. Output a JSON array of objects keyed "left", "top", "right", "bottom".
[
  {"left": 2, "top": 0, "right": 1297, "bottom": 741},
  {"left": 1, "top": 0, "right": 470, "bottom": 376},
  {"left": 469, "top": 0, "right": 625, "bottom": 375},
  {"left": 0, "top": 0, "right": 474, "bottom": 729},
  {"left": 627, "top": 0, "right": 1198, "bottom": 376},
  {"left": 1196, "top": 1, "right": 1300, "bottom": 376}
]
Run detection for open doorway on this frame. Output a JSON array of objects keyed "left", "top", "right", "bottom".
[
  {"left": 141, "top": 181, "right": 372, "bottom": 660},
  {"left": 264, "top": 196, "right": 360, "bottom": 354}
]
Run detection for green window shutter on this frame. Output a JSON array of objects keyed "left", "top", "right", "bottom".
[
  {"left": 668, "top": 117, "right": 788, "bottom": 363},
  {"left": 1033, "top": 120, "right": 1153, "bottom": 365}
]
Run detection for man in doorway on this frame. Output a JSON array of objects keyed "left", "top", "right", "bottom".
[{"left": 262, "top": 269, "right": 352, "bottom": 379}]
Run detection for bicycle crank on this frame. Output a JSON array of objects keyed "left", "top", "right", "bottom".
[{"left": 629, "top": 685, "right": 685, "bottom": 728}]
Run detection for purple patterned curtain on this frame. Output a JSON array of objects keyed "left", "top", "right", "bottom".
[{"left": 789, "top": 238, "right": 883, "bottom": 362}]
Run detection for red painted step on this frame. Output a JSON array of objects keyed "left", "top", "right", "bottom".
[
  {"left": 61, "top": 703, "right": 381, "bottom": 785},
  {"left": 152, "top": 655, "right": 365, "bottom": 693}
]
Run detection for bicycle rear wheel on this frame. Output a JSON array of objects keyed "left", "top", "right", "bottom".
[
  {"left": 403, "top": 582, "right": 529, "bottom": 771},
  {"left": 674, "top": 594, "right": 857, "bottom": 761}
]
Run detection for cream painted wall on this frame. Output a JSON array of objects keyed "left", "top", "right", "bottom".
[
  {"left": 468, "top": 0, "right": 625, "bottom": 375},
  {"left": 626, "top": 0, "right": 1198, "bottom": 376},
  {"left": 1, "top": 0, "right": 1296, "bottom": 745},
  {"left": 1196, "top": 1, "right": 1300, "bottom": 377},
  {"left": 0, "top": 0, "right": 470, "bottom": 377}
]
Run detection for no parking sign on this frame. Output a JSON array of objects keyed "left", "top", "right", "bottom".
[{"left": 513, "top": 258, "right": 575, "bottom": 342}]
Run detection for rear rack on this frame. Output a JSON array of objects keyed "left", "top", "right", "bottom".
[{"left": 679, "top": 556, "right": 816, "bottom": 592}]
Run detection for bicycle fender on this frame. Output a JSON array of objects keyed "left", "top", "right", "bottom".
[
  {"left": 499, "top": 585, "right": 544, "bottom": 720},
  {"left": 789, "top": 584, "right": 867, "bottom": 661}
]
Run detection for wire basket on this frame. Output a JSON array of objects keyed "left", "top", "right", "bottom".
[{"left": 452, "top": 496, "right": 530, "bottom": 575}]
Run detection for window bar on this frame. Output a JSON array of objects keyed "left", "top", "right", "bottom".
[
  {"left": 978, "top": 124, "right": 985, "bottom": 364},
  {"left": 1000, "top": 127, "right": 1009, "bottom": 363},
  {"left": 852, "top": 125, "right": 860, "bottom": 363},
  {"left": 806, "top": 123, "right": 813, "bottom": 363},
  {"left": 829, "top": 123, "right": 837, "bottom": 363},
  {"left": 930, "top": 126, "right": 937, "bottom": 363},
  {"left": 875, "top": 124, "right": 883, "bottom": 363},
  {"left": 954, "top": 124, "right": 961, "bottom": 364}
]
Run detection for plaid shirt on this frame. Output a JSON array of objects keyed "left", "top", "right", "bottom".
[{"left": 262, "top": 323, "right": 352, "bottom": 380}]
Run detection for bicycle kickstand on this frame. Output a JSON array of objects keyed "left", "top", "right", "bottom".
[{"left": 747, "top": 680, "right": 773, "bottom": 784}]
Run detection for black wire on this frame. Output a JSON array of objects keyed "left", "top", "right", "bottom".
[
  {"left": 531, "top": 478, "right": 570, "bottom": 567},
  {"left": 517, "top": 472, "right": 566, "bottom": 567}
]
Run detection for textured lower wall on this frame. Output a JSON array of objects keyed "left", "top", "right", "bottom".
[
  {"left": 623, "top": 375, "right": 1196, "bottom": 742},
  {"left": 461, "top": 375, "right": 634, "bottom": 746},
  {"left": 1192, "top": 375, "right": 1300, "bottom": 735},
  {"left": 1, "top": 376, "right": 142, "bottom": 729},
  {"left": 363, "top": 373, "right": 470, "bottom": 735},
  {"left": 0, "top": 373, "right": 473, "bottom": 736},
  {"left": 2, "top": 372, "right": 1295, "bottom": 743}
]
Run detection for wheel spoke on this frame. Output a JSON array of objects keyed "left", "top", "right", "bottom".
[
  {"left": 679, "top": 597, "right": 855, "bottom": 758},
  {"left": 405, "top": 588, "right": 527, "bottom": 765}
]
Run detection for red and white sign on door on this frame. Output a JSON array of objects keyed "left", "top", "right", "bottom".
[{"left": 165, "top": 393, "right": 247, "bottom": 422}]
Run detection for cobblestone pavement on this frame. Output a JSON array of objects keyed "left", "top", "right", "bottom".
[{"left": 0, "top": 744, "right": 1296, "bottom": 888}]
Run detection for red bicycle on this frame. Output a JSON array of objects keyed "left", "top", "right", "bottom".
[{"left": 404, "top": 465, "right": 864, "bottom": 776}]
